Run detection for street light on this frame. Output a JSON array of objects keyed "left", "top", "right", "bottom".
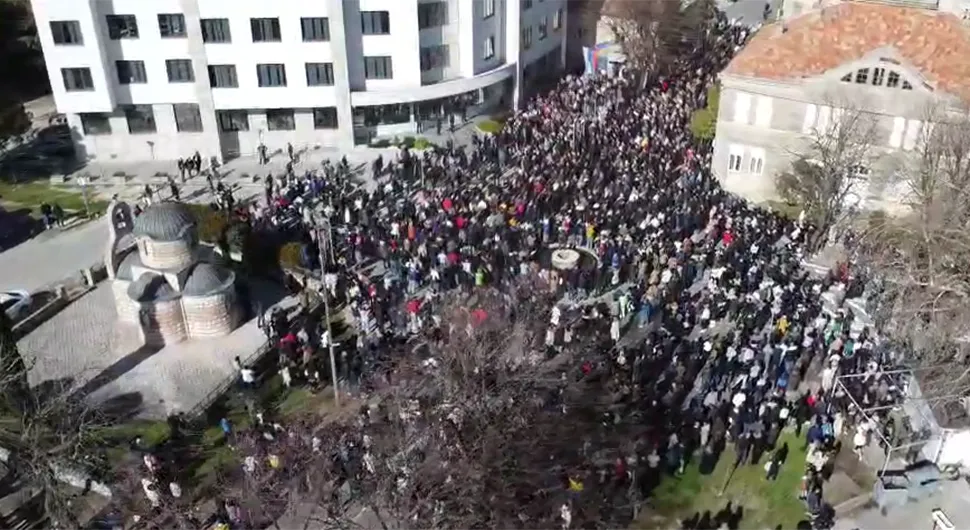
[
  {"left": 314, "top": 214, "right": 340, "bottom": 406},
  {"left": 76, "top": 176, "right": 90, "bottom": 217}
]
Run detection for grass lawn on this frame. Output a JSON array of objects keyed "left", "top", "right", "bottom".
[
  {"left": 760, "top": 200, "right": 802, "bottom": 221},
  {"left": 0, "top": 181, "right": 108, "bottom": 215},
  {"left": 639, "top": 432, "right": 809, "bottom": 529}
]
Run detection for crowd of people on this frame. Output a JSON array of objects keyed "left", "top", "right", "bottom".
[{"left": 111, "top": 9, "right": 924, "bottom": 530}]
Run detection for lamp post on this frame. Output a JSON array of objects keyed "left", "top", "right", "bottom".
[{"left": 315, "top": 215, "right": 339, "bottom": 406}]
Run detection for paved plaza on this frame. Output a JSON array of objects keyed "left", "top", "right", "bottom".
[{"left": 18, "top": 280, "right": 298, "bottom": 419}]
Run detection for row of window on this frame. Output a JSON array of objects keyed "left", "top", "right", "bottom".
[
  {"left": 521, "top": 10, "right": 563, "bottom": 50},
  {"left": 79, "top": 106, "right": 340, "bottom": 135},
  {"left": 52, "top": 8, "right": 424, "bottom": 46},
  {"left": 61, "top": 56, "right": 393, "bottom": 92},
  {"left": 727, "top": 144, "right": 765, "bottom": 175}
]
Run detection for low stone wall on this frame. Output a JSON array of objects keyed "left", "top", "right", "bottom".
[{"left": 10, "top": 292, "right": 71, "bottom": 340}]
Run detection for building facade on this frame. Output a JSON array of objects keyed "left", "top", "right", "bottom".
[
  {"left": 713, "top": 0, "right": 970, "bottom": 208},
  {"left": 32, "top": 0, "right": 568, "bottom": 163}
]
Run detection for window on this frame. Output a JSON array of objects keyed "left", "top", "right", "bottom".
[
  {"left": 62, "top": 67, "right": 93, "bottom": 91},
  {"left": 754, "top": 96, "right": 772, "bottom": 127},
  {"left": 266, "top": 109, "right": 295, "bottom": 131},
  {"left": 106, "top": 15, "right": 139, "bottom": 39},
  {"left": 728, "top": 145, "right": 743, "bottom": 172},
  {"left": 733, "top": 92, "right": 751, "bottom": 124},
  {"left": 165, "top": 59, "right": 194, "bottom": 83},
  {"left": 361, "top": 11, "right": 390, "bottom": 35},
  {"left": 484, "top": 0, "right": 496, "bottom": 18},
  {"left": 872, "top": 67, "right": 885, "bottom": 86},
  {"left": 840, "top": 72, "right": 852, "bottom": 82},
  {"left": 748, "top": 148, "right": 765, "bottom": 175},
  {"left": 816, "top": 105, "right": 831, "bottom": 133},
  {"left": 217, "top": 110, "right": 249, "bottom": 132},
  {"left": 420, "top": 45, "right": 449, "bottom": 71},
  {"left": 123, "top": 105, "right": 156, "bottom": 134},
  {"left": 554, "top": 8, "right": 563, "bottom": 30},
  {"left": 538, "top": 17, "right": 548, "bottom": 40},
  {"left": 889, "top": 116, "right": 905, "bottom": 148},
  {"left": 855, "top": 67, "right": 869, "bottom": 84},
  {"left": 903, "top": 119, "right": 922, "bottom": 150},
  {"left": 484, "top": 35, "right": 495, "bottom": 60},
  {"left": 50, "top": 21, "right": 82, "bottom": 45},
  {"left": 418, "top": 2, "right": 448, "bottom": 29},
  {"left": 250, "top": 17, "right": 281, "bottom": 42},
  {"left": 364, "top": 56, "right": 393, "bottom": 80},
  {"left": 256, "top": 64, "right": 287, "bottom": 87},
  {"left": 173, "top": 104, "right": 203, "bottom": 132},
  {"left": 305, "top": 62, "right": 334, "bottom": 86},
  {"left": 158, "top": 14, "right": 186, "bottom": 37},
  {"left": 902, "top": 80, "right": 913, "bottom": 90},
  {"left": 522, "top": 27, "right": 533, "bottom": 50},
  {"left": 802, "top": 103, "right": 817, "bottom": 134},
  {"left": 201, "top": 18, "right": 231, "bottom": 43},
  {"left": 80, "top": 113, "right": 110, "bottom": 135},
  {"left": 313, "top": 107, "right": 338, "bottom": 129},
  {"left": 301, "top": 17, "right": 330, "bottom": 41},
  {"left": 116, "top": 60, "right": 147, "bottom": 84},
  {"left": 523, "top": 0, "right": 533, "bottom": 9},
  {"left": 887, "top": 70, "right": 900, "bottom": 88},
  {"left": 208, "top": 65, "right": 238, "bottom": 88}
]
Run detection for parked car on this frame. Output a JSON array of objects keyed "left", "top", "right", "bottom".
[{"left": 0, "top": 290, "right": 32, "bottom": 321}]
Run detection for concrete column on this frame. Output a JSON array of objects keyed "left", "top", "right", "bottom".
[
  {"left": 458, "top": 0, "right": 476, "bottom": 78},
  {"left": 179, "top": 0, "right": 222, "bottom": 162},
  {"left": 329, "top": 0, "right": 357, "bottom": 149},
  {"left": 505, "top": 0, "right": 523, "bottom": 110}
]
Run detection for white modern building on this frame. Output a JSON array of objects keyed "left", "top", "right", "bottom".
[{"left": 32, "top": 0, "right": 568, "bottom": 163}]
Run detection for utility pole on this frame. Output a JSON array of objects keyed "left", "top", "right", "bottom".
[{"left": 315, "top": 215, "right": 339, "bottom": 406}]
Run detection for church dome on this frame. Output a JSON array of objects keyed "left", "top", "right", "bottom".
[
  {"left": 183, "top": 262, "right": 234, "bottom": 296},
  {"left": 133, "top": 202, "right": 196, "bottom": 242},
  {"left": 128, "top": 273, "right": 179, "bottom": 302}
]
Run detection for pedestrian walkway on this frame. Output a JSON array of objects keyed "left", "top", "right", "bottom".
[{"left": 53, "top": 114, "right": 493, "bottom": 205}]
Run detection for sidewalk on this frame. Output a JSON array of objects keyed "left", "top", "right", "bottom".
[{"left": 52, "top": 115, "right": 490, "bottom": 204}]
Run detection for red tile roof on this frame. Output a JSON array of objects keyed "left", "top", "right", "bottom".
[{"left": 724, "top": 1, "right": 970, "bottom": 100}]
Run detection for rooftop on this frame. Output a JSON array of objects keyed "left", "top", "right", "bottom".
[{"left": 724, "top": 1, "right": 970, "bottom": 101}]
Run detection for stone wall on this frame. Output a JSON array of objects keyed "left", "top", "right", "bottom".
[
  {"left": 112, "top": 280, "right": 138, "bottom": 323},
  {"left": 139, "top": 238, "right": 194, "bottom": 271},
  {"left": 139, "top": 298, "right": 188, "bottom": 346},
  {"left": 183, "top": 290, "right": 236, "bottom": 339}
]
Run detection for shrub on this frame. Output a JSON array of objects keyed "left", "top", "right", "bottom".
[
  {"left": 400, "top": 136, "right": 416, "bottom": 149},
  {"left": 278, "top": 242, "right": 303, "bottom": 270},
  {"left": 477, "top": 119, "right": 503, "bottom": 135},
  {"left": 188, "top": 204, "right": 230, "bottom": 244},
  {"left": 413, "top": 137, "right": 435, "bottom": 150},
  {"left": 371, "top": 139, "right": 392, "bottom": 148},
  {"left": 689, "top": 84, "right": 720, "bottom": 141}
]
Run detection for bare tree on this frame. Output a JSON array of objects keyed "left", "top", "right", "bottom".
[
  {"left": 778, "top": 102, "right": 879, "bottom": 251},
  {"left": 860, "top": 107, "right": 970, "bottom": 398},
  {"left": 605, "top": 0, "right": 715, "bottom": 80}
]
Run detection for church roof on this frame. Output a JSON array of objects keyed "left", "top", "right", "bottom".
[
  {"left": 133, "top": 201, "right": 197, "bottom": 242},
  {"left": 723, "top": 2, "right": 970, "bottom": 101},
  {"left": 183, "top": 262, "right": 234, "bottom": 296}
]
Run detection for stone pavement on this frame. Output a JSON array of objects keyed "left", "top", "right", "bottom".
[
  {"left": 834, "top": 477, "right": 970, "bottom": 530},
  {"left": 56, "top": 114, "right": 490, "bottom": 205}
]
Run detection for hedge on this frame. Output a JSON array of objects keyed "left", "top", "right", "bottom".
[{"left": 477, "top": 119, "right": 504, "bottom": 135}]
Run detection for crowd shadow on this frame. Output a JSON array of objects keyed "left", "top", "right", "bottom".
[{"left": 680, "top": 501, "right": 745, "bottom": 529}]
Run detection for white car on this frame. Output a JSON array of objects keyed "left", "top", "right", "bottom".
[{"left": 0, "top": 290, "right": 32, "bottom": 321}]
